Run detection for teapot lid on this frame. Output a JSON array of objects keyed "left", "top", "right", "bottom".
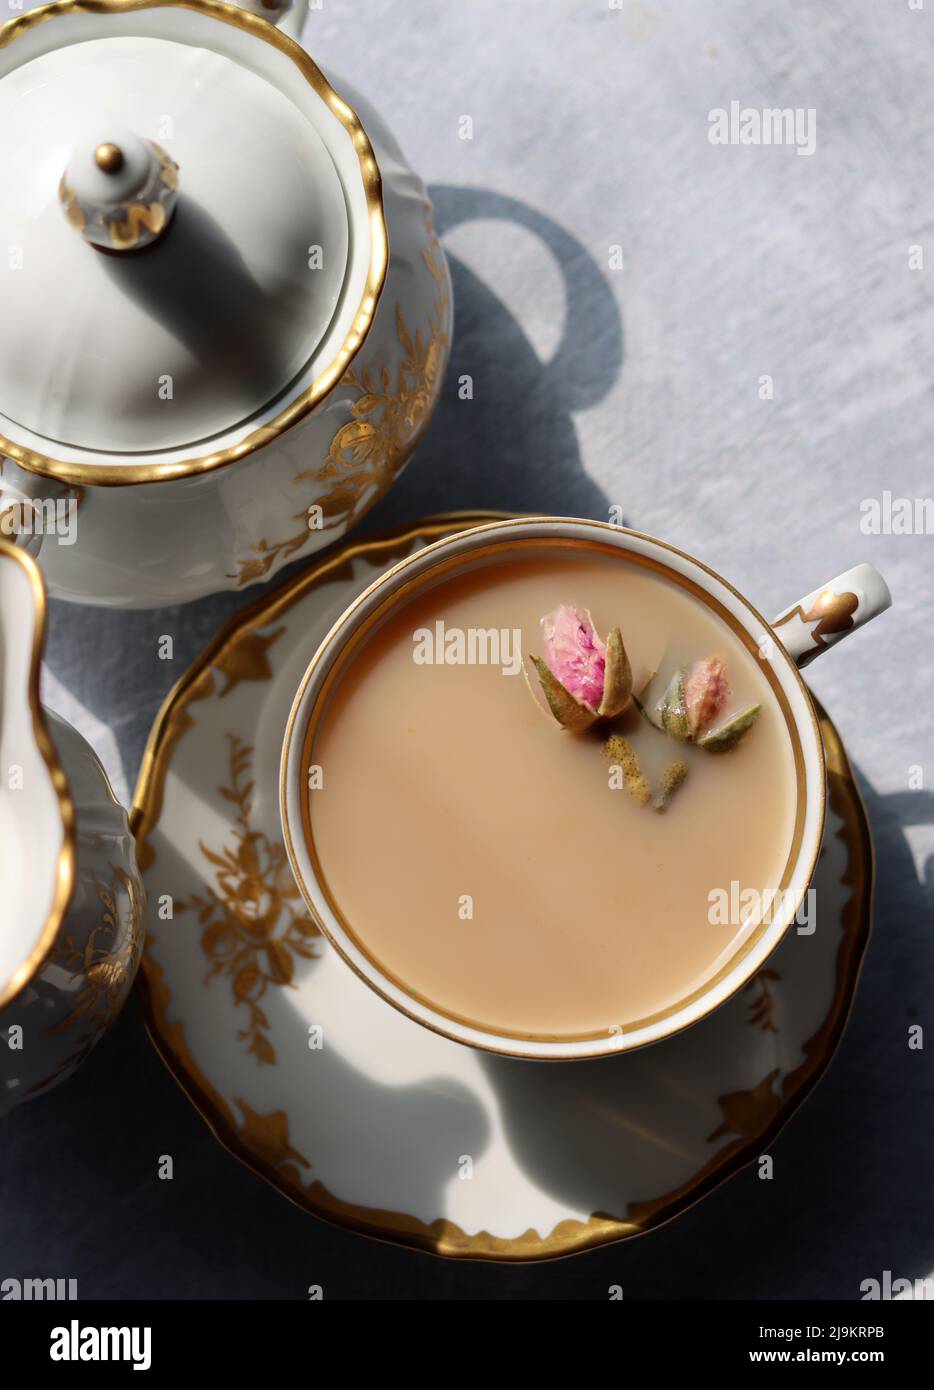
[{"left": 0, "top": 2, "right": 386, "bottom": 477}]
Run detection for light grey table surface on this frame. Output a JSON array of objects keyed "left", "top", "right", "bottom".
[{"left": 4, "top": 0, "right": 932, "bottom": 1299}]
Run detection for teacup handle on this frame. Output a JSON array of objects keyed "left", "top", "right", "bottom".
[{"left": 772, "top": 562, "right": 891, "bottom": 669}]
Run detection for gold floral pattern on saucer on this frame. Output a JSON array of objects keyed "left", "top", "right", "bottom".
[
  {"left": 178, "top": 734, "right": 319, "bottom": 1066},
  {"left": 132, "top": 513, "right": 873, "bottom": 1262},
  {"left": 743, "top": 968, "right": 781, "bottom": 1034},
  {"left": 43, "top": 865, "right": 143, "bottom": 1043}
]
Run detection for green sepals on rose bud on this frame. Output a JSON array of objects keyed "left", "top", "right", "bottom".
[
  {"left": 656, "top": 670, "right": 690, "bottom": 742},
  {"left": 696, "top": 703, "right": 762, "bottom": 753},
  {"left": 529, "top": 654, "right": 598, "bottom": 733},
  {"left": 597, "top": 626, "right": 633, "bottom": 719}
]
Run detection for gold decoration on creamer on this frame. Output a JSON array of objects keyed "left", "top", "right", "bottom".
[
  {"left": 230, "top": 206, "right": 450, "bottom": 587},
  {"left": 0, "top": 467, "right": 84, "bottom": 551},
  {"left": 43, "top": 865, "right": 144, "bottom": 1044},
  {"left": 177, "top": 733, "right": 319, "bottom": 1066}
]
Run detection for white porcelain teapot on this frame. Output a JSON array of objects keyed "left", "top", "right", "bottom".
[
  {"left": 0, "top": 0, "right": 452, "bottom": 606},
  {"left": 0, "top": 541, "right": 144, "bottom": 1112}
]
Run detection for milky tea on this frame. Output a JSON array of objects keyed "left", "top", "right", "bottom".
[{"left": 306, "top": 550, "right": 799, "bottom": 1041}]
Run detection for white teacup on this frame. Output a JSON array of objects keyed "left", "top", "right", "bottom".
[{"left": 280, "top": 518, "right": 890, "bottom": 1060}]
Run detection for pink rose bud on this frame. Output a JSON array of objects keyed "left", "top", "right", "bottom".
[
  {"left": 541, "top": 605, "right": 606, "bottom": 712},
  {"left": 684, "top": 655, "right": 730, "bottom": 735}
]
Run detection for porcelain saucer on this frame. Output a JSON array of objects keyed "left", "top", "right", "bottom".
[{"left": 132, "top": 513, "right": 873, "bottom": 1261}]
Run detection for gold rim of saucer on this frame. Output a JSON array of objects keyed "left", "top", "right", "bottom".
[
  {"left": 0, "top": 0, "right": 387, "bottom": 487},
  {"left": 282, "top": 517, "right": 825, "bottom": 1055},
  {"left": 0, "top": 540, "right": 76, "bottom": 1010},
  {"left": 131, "top": 512, "right": 873, "bottom": 1262}
]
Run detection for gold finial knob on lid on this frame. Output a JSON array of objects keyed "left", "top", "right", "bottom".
[
  {"left": 94, "top": 142, "right": 126, "bottom": 176},
  {"left": 59, "top": 128, "right": 179, "bottom": 253}
]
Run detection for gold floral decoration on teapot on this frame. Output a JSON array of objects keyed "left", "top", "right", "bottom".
[{"left": 231, "top": 205, "right": 450, "bottom": 586}]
